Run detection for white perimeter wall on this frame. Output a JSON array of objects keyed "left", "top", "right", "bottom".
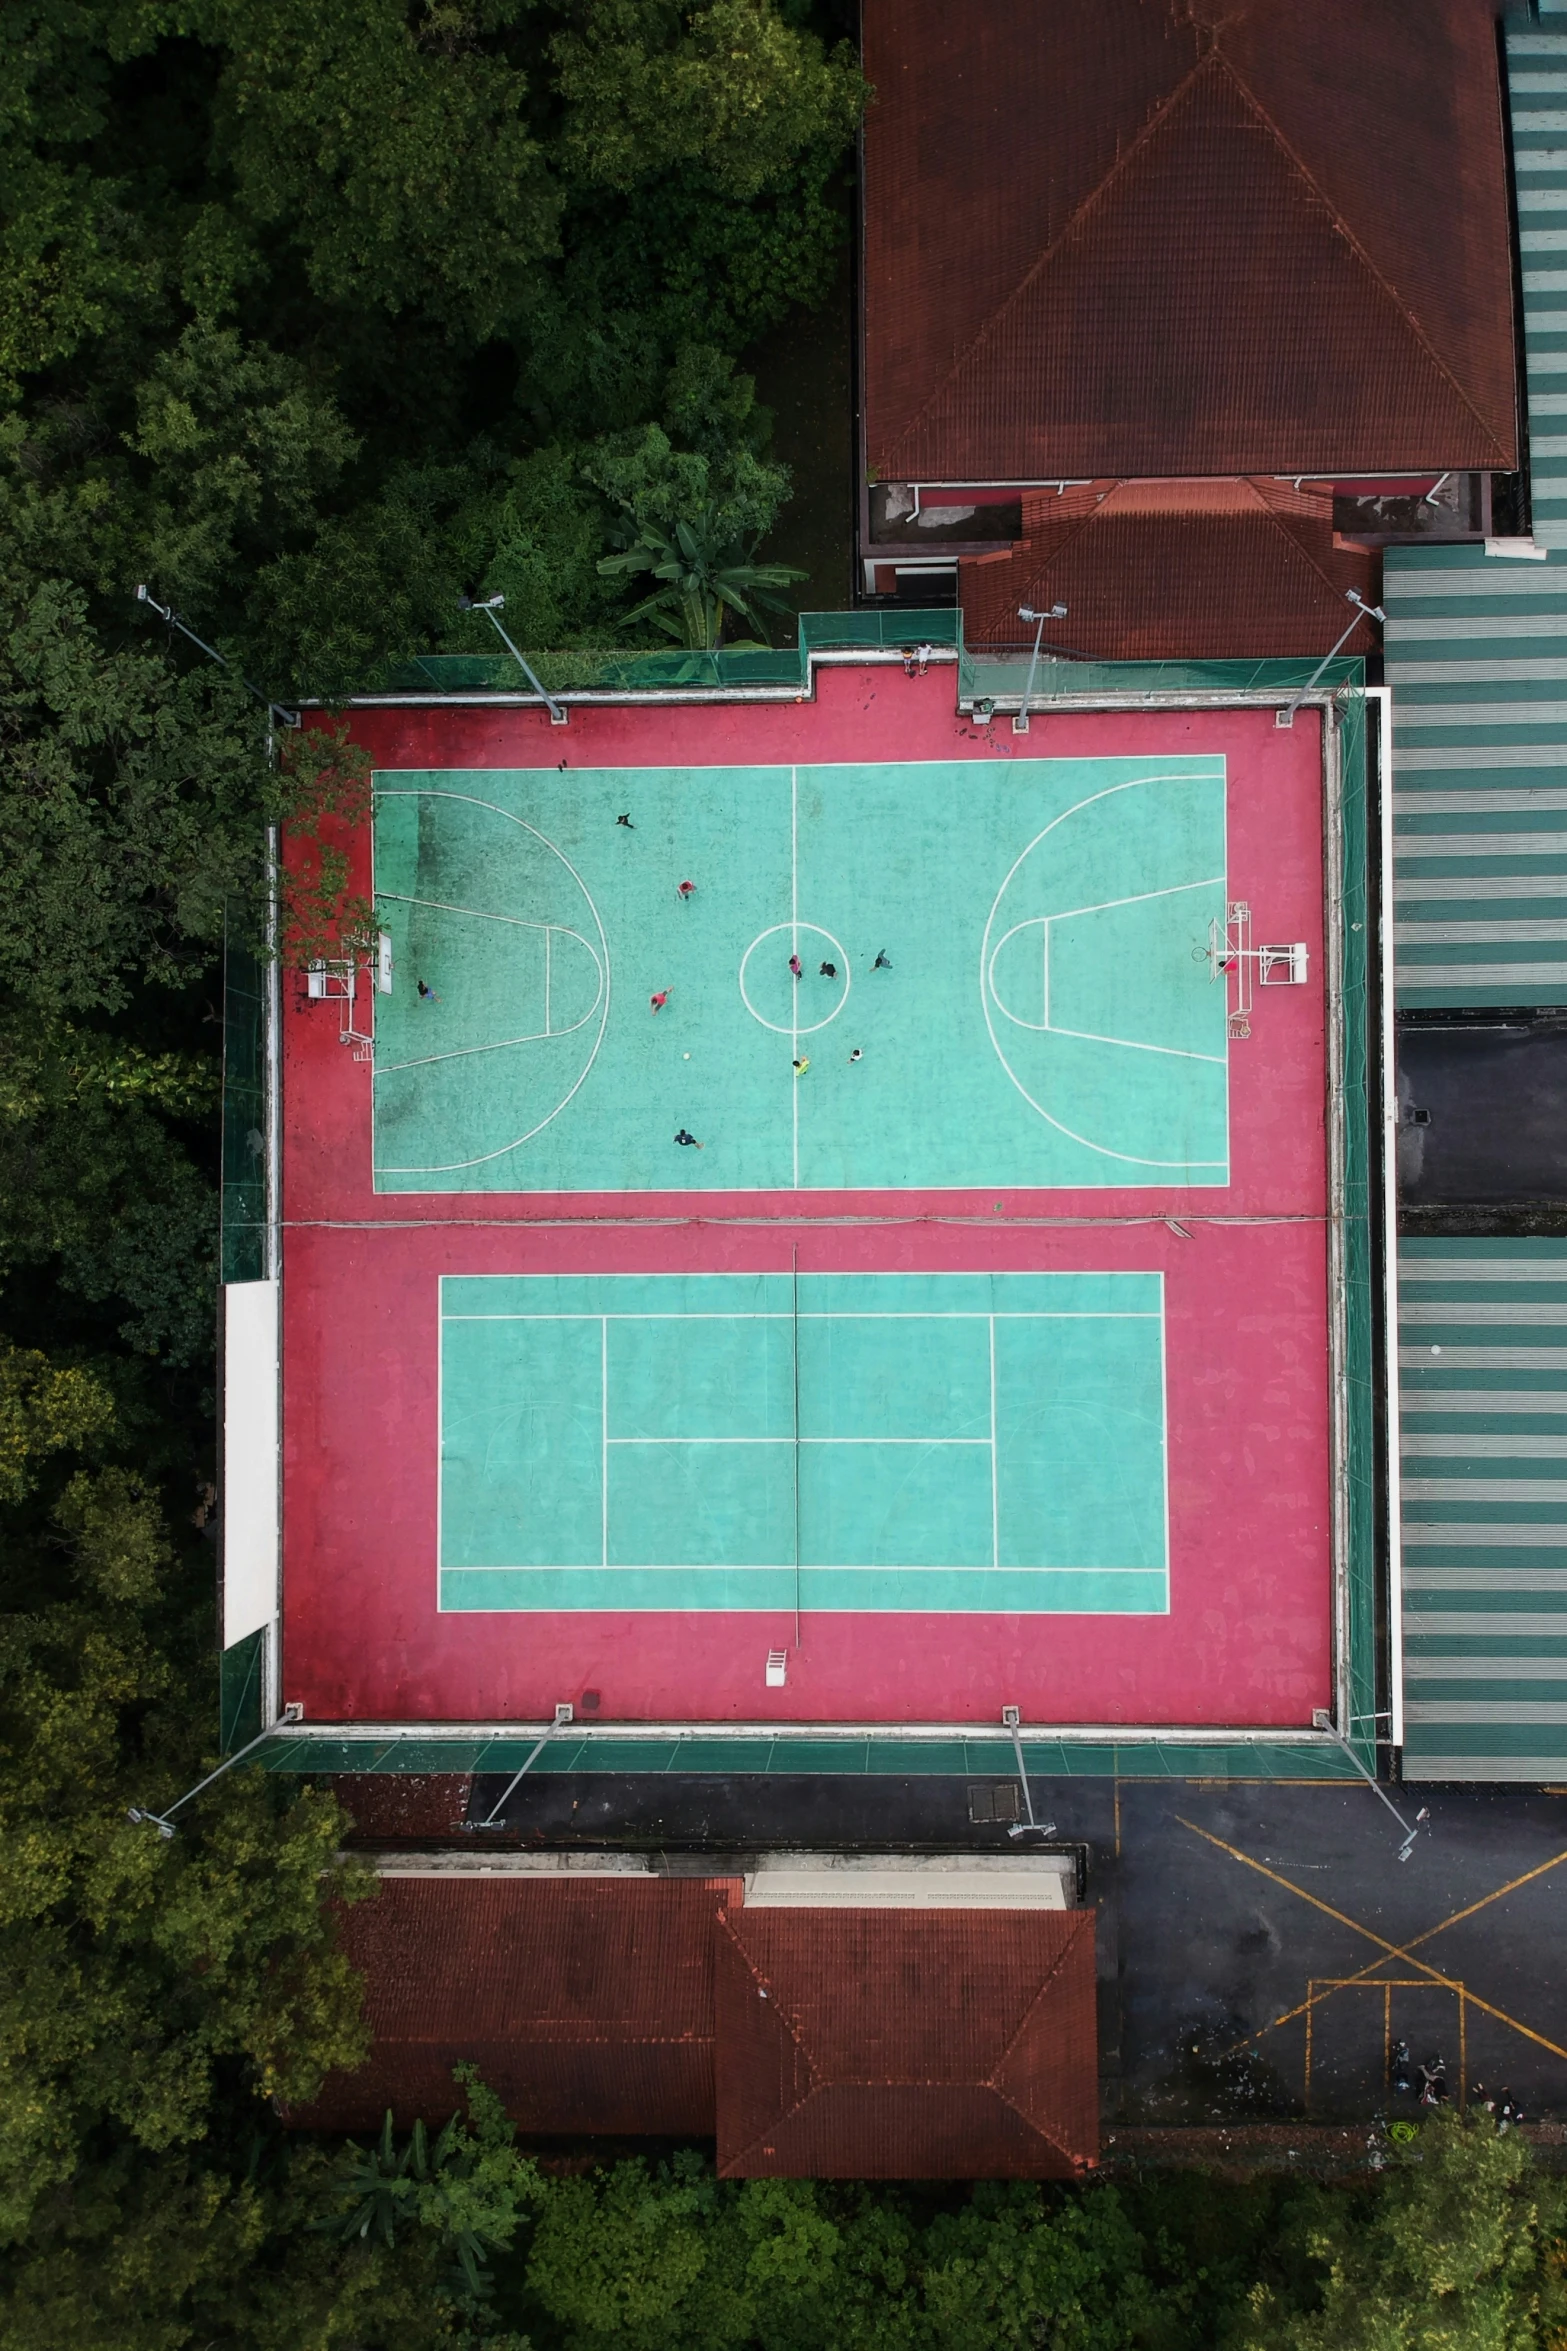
[{"left": 223, "top": 1280, "right": 280, "bottom": 1647}]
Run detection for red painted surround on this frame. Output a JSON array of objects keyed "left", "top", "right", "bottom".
[{"left": 279, "top": 671, "right": 1333, "bottom": 1728}]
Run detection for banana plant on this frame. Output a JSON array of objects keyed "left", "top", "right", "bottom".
[{"left": 598, "top": 508, "right": 805, "bottom": 650}]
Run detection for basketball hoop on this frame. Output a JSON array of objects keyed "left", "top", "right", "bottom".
[
  {"left": 1204, "top": 903, "right": 1308, "bottom": 1038},
  {"left": 304, "top": 930, "right": 393, "bottom": 1062}
]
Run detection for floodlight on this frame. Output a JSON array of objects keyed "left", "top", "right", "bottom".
[
  {"left": 1277, "top": 589, "right": 1385, "bottom": 727},
  {"left": 1014, "top": 604, "right": 1069, "bottom": 733},
  {"left": 459, "top": 593, "right": 568, "bottom": 723}
]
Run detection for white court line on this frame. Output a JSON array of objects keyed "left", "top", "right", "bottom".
[
  {"left": 373, "top": 790, "right": 611, "bottom": 1175},
  {"left": 376, "top": 887, "right": 601, "bottom": 953},
  {"left": 978, "top": 773, "right": 1231, "bottom": 1171},
  {"left": 448, "top": 1562, "right": 1165, "bottom": 1578},
  {"left": 443, "top": 1310, "right": 1162, "bottom": 1322},
  {"left": 1026, "top": 872, "right": 1222, "bottom": 929},
  {"left": 447, "top": 1275, "right": 1169, "bottom": 1591},
  {"left": 379, "top": 1022, "right": 596, "bottom": 1078},
  {"left": 986, "top": 876, "right": 1225, "bottom": 1060},
  {"left": 1042, "top": 1024, "right": 1226, "bottom": 1066}
]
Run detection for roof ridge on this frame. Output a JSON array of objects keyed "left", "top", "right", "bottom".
[
  {"left": 891, "top": 48, "right": 1217, "bottom": 461},
  {"left": 986, "top": 2077, "right": 1080, "bottom": 2165},
  {"left": 1249, "top": 497, "right": 1360, "bottom": 606},
  {"left": 1012, "top": 491, "right": 1119, "bottom": 577},
  {"left": 716, "top": 1913, "right": 820, "bottom": 2173},
  {"left": 1240, "top": 495, "right": 1380, "bottom": 644},
  {"left": 985, "top": 1911, "right": 1089, "bottom": 2080},
  {"left": 1215, "top": 53, "right": 1513, "bottom": 463}
]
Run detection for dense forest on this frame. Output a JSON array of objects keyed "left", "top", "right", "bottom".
[{"left": 1, "top": 2, "right": 1564, "bottom": 2342}]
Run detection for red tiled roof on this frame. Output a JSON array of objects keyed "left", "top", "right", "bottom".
[
  {"left": 863, "top": 0, "right": 1516, "bottom": 482},
  {"left": 294, "top": 1877, "right": 735, "bottom": 2136},
  {"left": 960, "top": 477, "right": 1381, "bottom": 660},
  {"left": 713, "top": 1907, "right": 1098, "bottom": 2179}
]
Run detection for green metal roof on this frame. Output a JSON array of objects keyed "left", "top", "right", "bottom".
[
  {"left": 1510, "top": 24, "right": 1567, "bottom": 549},
  {"left": 1400, "top": 1238, "right": 1567, "bottom": 1782},
  {"left": 1377, "top": 33, "right": 1567, "bottom": 1011},
  {"left": 1384, "top": 544, "right": 1567, "bottom": 1006}
]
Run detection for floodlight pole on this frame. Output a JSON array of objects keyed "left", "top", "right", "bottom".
[
  {"left": 460, "top": 595, "right": 568, "bottom": 724},
  {"left": 465, "top": 1704, "right": 575, "bottom": 1831},
  {"left": 1013, "top": 604, "right": 1068, "bottom": 734},
  {"left": 1000, "top": 1707, "right": 1057, "bottom": 1839},
  {"left": 134, "top": 586, "right": 300, "bottom": 733},
  {"left": 1312, "top": 1708, "right": 1422, "bottom": 1860},
  {"left": 1276, "top": 590, "right": 1384, "bottom": 728},
  {"left": 127, "top": 1704, "right": 303, "bottom": 1837}
]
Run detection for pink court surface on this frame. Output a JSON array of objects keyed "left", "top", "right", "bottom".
[{"left": 280, "top": 670, "right": 1336, "bottom": 1731}]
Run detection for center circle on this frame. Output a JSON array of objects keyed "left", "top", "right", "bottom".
[{"left": 738, "top": 922, "right": 852, "bottom": 1036}]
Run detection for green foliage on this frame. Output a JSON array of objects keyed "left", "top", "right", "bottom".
[
  {"left": 0, "top": 568, "right": 272, "bottom": 1014},
  {"left": 0, "top": 1014, "right": 220, "bottom": 1365},
  {"left": 197, "top": 0, "right": 562, "bottom": 337},
  {"left": 522, "top": 2155, "right": 1167, "bottom": 2351},
  {"left": 598, "top": 505, "right": 805, "bottom": 648},
  {"left": 0, "top": 0, "right": 862, "bottom": 701},
  {"left": 586, "top": 361, "right": 803, "bottom": 647},
  {"left": 320, "top": 2069, "right": 539, "bottom": 2301},
  {"left": 1237, "top": 2110, "right": 1567, "bottom": 2351},
  {"left": 126, "top": 322, "right": 361, "bottom": 617},
  {"left": 551, "top": 0, "right": 864, "bottom": 200},
  {"left": 0, "top": 1458, "right": 372, "bottom": 2249},
  {"left": 0, "top": 1344, "right": 115, "bottom": 1502}
]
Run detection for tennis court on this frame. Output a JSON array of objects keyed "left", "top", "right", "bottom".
[
  {"left": 371, "top": 756, "right": 1230, "bottom": 1193},
  {"left": 438, "top": 1271, "right": 1169, "bottom": 1614}
]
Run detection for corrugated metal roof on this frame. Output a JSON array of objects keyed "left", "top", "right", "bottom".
[
  {"left": 294, "top": 1877, "right": 733, "bottom": 2135},
  {"left": 713, "top": 1907, "right": 1097, "bottom": 2179},
  {"left": 863, "top": 0, "right": 1516, "bottom": 485},
  {"left": 1509, "top": 26, "right": 1567, "bottom": 548},
  {"left": 1385, "top": 545, "right": 1567, "bottom": 1006},
  {"left": 1400, "top": 1239, "right": 1567, "bottom": 1783}
]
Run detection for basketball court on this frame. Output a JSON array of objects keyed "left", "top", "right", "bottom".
[
  {"left": 269, "top": 668, "right": 1358, "bottom": 1739},
  {"left": 371, "top": 757, "right": 1230, "bottom": 1191}
]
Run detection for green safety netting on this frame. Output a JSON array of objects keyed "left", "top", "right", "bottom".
[
  {"left": 376, "top": 610, "right": 1362, "bottom": 709},
  {"left": 249, "top": 1733, "right": 1368, "bottom": 1781}
]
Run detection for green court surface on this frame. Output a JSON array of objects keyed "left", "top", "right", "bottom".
[
  {"left": 372, "top": 758, "right": 1229, "bottom": 1192},
  {"left": 439, "top": 1272, "right": 1169, "bottom": 1614}
]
